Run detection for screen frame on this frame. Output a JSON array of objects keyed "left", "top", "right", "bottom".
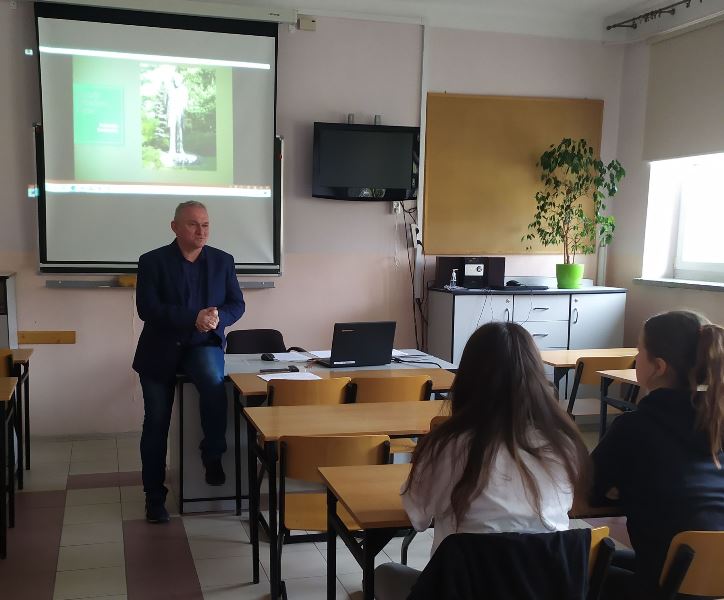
[
  {"left": 312, "top": 122, "right": 419, "bottom": 201},
  {"left": 34, "top": 1, "right": 282, "bottom": 275}
]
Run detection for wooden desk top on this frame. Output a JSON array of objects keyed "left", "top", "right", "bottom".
[
  {"left": 230, "top": 367, "right": 455, "bottom": 397},
  {"left": 320, "top": 464, "right": 411, "bottom": 529},
  {"left": 244, "top": 400, "right": 448, "bottom": 442},
  {"left": 540, "top": 348, "right": 637, "bottom": 368},
  {"left": 596, "top": 369, "right": 638, "bottom": 386},
  {"left": 11, "top": 349, "right": 33, "bottom": 364},
  {"left": 0, "top": 377, "right": 18, "bottom": 402},
  {"left": 319, "top": 463, "right": 623, "bottom": 530}
]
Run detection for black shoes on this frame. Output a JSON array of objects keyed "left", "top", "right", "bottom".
[
  {"left": 204, "top": 457, "right": 226, "bottom": 486},
  {"left": 145, "top": 495, "right": 170, "bottom": 524}
]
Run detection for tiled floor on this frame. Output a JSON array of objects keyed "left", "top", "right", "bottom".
[{"left": 0, "top": 432, "right": 629, "bottom": 600}]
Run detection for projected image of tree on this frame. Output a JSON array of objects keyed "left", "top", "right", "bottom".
[{"left": 140, "top": 64, "right": 217, "bottom": 171}]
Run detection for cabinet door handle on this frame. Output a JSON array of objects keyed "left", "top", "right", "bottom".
[
  {"left": 532, "top": 307, "right": 549, "bottom": 311},
  {"left": 532, "top": 333, "right": 549, "bottom": 338},
  {"left": 504, "top": 308, "right": 510, "bottom": 322},
  {"left": 572, "top": 308, "right": 579, "bottom": 324}
]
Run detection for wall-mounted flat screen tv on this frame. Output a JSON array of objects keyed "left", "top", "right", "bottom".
[{"left": 312, "top": 122, "right": 419, "bottom": 200}]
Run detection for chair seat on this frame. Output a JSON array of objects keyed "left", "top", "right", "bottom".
[
  {"left": 284, "top": 493, "right": 360, "bottom": 532},
  {"left": 568, "top": 397, "right": 623, "bottom": 417},
  {"left": 390, "top": 437, "right": 417, "bottom": 453}
]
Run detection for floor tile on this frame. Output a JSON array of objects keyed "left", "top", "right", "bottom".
[
  {"left": 382, "top": 535, "right": 432, "bottom": 571},
  {"left": 283, "top": 575, "right": 348, "bottom": 600},
  {"left": 121, "top": 501, "right": 147, "bottom": 521},
  {"left": 317, "top": 542, "right": 392, "bottom": 575},
  {"left": 57, "top": 542, "right": 125, "bottom": 571},
  {"left": 118, "top": 457, "right": 142, "bottom": 472},
  {"left": 69, "top": 458, "right": 119, "bottom": 475},
  {"left": 53, "top": 566, "right": 126, "bottom": 599},
  {"left": 22, "top": 463, "right": 69, "bottom": 491},
  {"left": 120, "top": 485, "right": 145, "bottom": 503},
  {"left": 189, "top": 536, "right": 254, "bottom": 560},
  {"left": 60, "top": 521, "right": 124, "bottom": 546},
  {"left": 63, "top": 503, "right": 123, "bottom": 525},
  {"left": 71, "top": 439, "right": 117, "bottom": 453},
  {"left": 195, "top": 555, "right": 257, "bottom": 588},
  {"left": 202, "top": 582, "right": 271, "bottom": 599},
  {"left": 71, "top": 446, "right": 118, "bottom": 462},
  {"left": 260, "top": 547, "right": 327, "bottom": 580},
  {"left": 66, "top": 487, "right": 121, "bottom": 506},
  {"left": 29, "top": 440, "right": 73, "bottom": 464}
]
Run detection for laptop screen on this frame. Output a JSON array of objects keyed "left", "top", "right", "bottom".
[{"left": 328, "top": 321, "right": 396, "bottom": 367}]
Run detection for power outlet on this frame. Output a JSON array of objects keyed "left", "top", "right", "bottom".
[{"left": 392, "top": 201, "right": 403, "bottom": 215}]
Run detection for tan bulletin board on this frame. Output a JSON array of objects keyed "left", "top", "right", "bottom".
[{"left": 422, "top": 93, "right": 603, "bottom": 255}]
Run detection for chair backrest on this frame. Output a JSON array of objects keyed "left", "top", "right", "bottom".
[
  {"left": 268, "top": 377, "right": 351, "bottom": 406},
  {"left": 588, "top": 526, "right": 609, "bottom": 577},
  {"left": 0, "top": 348, "right": 12, "bottom": 378},
  {"left": 280, "top": 434, "right": 391, "bottom": 482},
  {"left": 659, "top": 531, "right": 724, "bottom": 597},
  {"left": 573, "top": 355, "right": 636, "bottom": 387},
  {"left": 225, "top": 328, "right": 286, "bottom": 354},
  {"left": 347, "top": 375, "right": 432, "bottom": 404},
  {"left": 430, "top": 415, "right": 448, "bottom": 429}
]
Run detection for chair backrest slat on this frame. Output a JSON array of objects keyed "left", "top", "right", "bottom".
[
  {"left": 280, "top": 435, "right": 391, "bottom": 482},
  {"left": 660, "top": 531, "right": 724, "bottom": 596},
  {"left": 349, "top": 375, "right": 432, "bottom": 404},
  {"left": 574, "top": 356, "right": 636, "bottom": 387},
  {"left": 268, "top": 377, "right": 350, "bottom": 406},
  {"left": 0, "top": 348, "right": 12, "bottom": 378},
  {"left": 225, "top": 329, "right": 286, "bottom": 354}
]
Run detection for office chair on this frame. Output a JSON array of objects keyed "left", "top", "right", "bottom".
[{"left": 225, "top": 328, "right": 305, "bottom": 354}]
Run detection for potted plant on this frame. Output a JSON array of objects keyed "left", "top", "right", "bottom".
[{"left": 524, "top": 138, "right": 626, "bottom": 289}]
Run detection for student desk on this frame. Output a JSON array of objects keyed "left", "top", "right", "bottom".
[
  {"left": 241, "top": 399, "right": 449, "bottom": 600},
  {"left": 539, "top": 348, "right": 637, "bottom": 397},
  {"left": 597, "top": 369, "right": 639, "bottom": 438},
  {"left": 0, "top": 377, "right": 17, "bottom": 559},
  {"left": 320, "top": 463, "right": 623, "bottom": 600},
  {"left": 11, "top": 349, "right": 32, "bottom": 490}
]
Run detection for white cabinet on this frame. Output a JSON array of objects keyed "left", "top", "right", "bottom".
[
  {"left": 427, "top": 288, "right": 626, "bottom": 367},
  {"left": 569, "top": 293, "right": 626, "bottom": 349}
]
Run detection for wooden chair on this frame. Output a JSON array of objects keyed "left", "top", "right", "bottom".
[
  {"left": 588, "top": 526, "right": 615, "bottom": 599},
  {"left": 268, "top": 377, "right": 350, "bottom": 406},
  {"left": 658, "top": 530, "right": 724, "bottom": 599},
  {"left": 346, "top": 375, "right": 432, "bottom": 454},
  {"left": 0, "top": 349, "right": 11, "bottom": 378},
  {"left": 277, "top": 435, "right": 391, "bottom": 597},
  {"left": 567, "top": 355, "right": 637, "bottom": 418}
]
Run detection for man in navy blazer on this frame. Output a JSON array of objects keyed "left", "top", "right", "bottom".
[{"left": 133, "top": 201, "right": 245, "bottom": 523}]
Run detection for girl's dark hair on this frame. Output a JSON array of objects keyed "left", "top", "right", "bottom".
[
  {"left": 643, "top": 311, "right": 724, "bottom": 467},
  {"left": 404, "top": 321, "right": 590, "bottom": 527}
]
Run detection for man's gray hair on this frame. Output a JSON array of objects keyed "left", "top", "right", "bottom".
[{"left": 174, "top": 200, "right": 207, "bottom": 221}]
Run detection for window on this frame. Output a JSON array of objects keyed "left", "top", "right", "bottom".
[{"left": 643, "top": 153, "right": 724, "bottom": 284}]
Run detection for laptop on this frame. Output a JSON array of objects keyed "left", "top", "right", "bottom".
[{"left": 316, "top": 321, "right": 396, "bottom": 368}]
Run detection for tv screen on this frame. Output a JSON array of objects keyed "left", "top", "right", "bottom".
[{"left": 312, "top": 122, "right": 419, "bottom": 200}]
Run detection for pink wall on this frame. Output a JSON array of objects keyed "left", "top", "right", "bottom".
[{"left": 0, "top": 9, "right": 630, "bottom": 437}]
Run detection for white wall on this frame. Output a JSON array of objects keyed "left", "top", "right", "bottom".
[{"left": 0, "top": 6, "right": 629, "bottom": 436}]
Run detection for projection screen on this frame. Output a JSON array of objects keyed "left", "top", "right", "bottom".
[{"left": 35, "top": 3, "right": 281, "bottom": 273}]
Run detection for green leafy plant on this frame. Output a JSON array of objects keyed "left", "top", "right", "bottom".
[{"left": 524, "top": 138, "right": 626, "bottom": 264}]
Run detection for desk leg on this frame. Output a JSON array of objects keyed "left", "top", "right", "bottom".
[
  {"left": 553, "top": 366, "right": 566, "bottom": 399},
  {"left": 0, "top": 402, "right": 6, "bottom": 559},
  {"left": 13, "top": 367, "right": 23, "bottom": 490},
  {"left": 234, "top": 390, "right": 241, "bottom": 517},
  {"left": 178, "top": 381, "right": 184, "bottom": 515},
  {"left": 24, "top": 365, "right": 30, "bottom": 470},
  {"left": 8, "top": 404, "right": 14, "bottom": 529},
  {"left": 599, "top": 377, "right": 612, "bottom": 440},
  {"left": 326, "top": 489, "right": 337, "bottom": 600},
  {"left": 246, "top": 419, "right": 260, "bottom": 584},
  {"left": 266, "top": 441, "right": 279, "bottom": 600}
]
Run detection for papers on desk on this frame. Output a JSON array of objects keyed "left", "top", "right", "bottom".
[
  {"left": 308, "top": 349, "right": 410, "bottom": 358},
  {"left": 267, "top": 351, "right": 310, "bottom": 362},
  {"left": 257, "top": 372, "right": 321, "bottom": 382}
]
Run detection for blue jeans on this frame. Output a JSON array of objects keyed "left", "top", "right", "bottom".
[{"left": 140, "top": 345, "right": 227, "bottom": 500}]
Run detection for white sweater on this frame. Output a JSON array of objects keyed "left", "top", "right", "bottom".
[{"left": 401, "top": 432, "right": 574, "bottom": 555}]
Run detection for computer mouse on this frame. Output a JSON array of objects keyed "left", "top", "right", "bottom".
[
  {"left": 288, "top": 365, "right": 300, "bottom": 372},
  {"left": 506, "top": 280, "right": 523, "bottom": 287},
  {"left": 260, "top": 353, "right": 275, "bottom": 361}
]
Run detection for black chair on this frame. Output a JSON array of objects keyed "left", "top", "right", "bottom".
[{"left": 225, "top": 329, "right": 305, "bottom": 354}]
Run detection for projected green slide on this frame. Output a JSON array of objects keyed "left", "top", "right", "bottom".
[{"left": 72, "top": 56, "right": 233, "bottom": 186}]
